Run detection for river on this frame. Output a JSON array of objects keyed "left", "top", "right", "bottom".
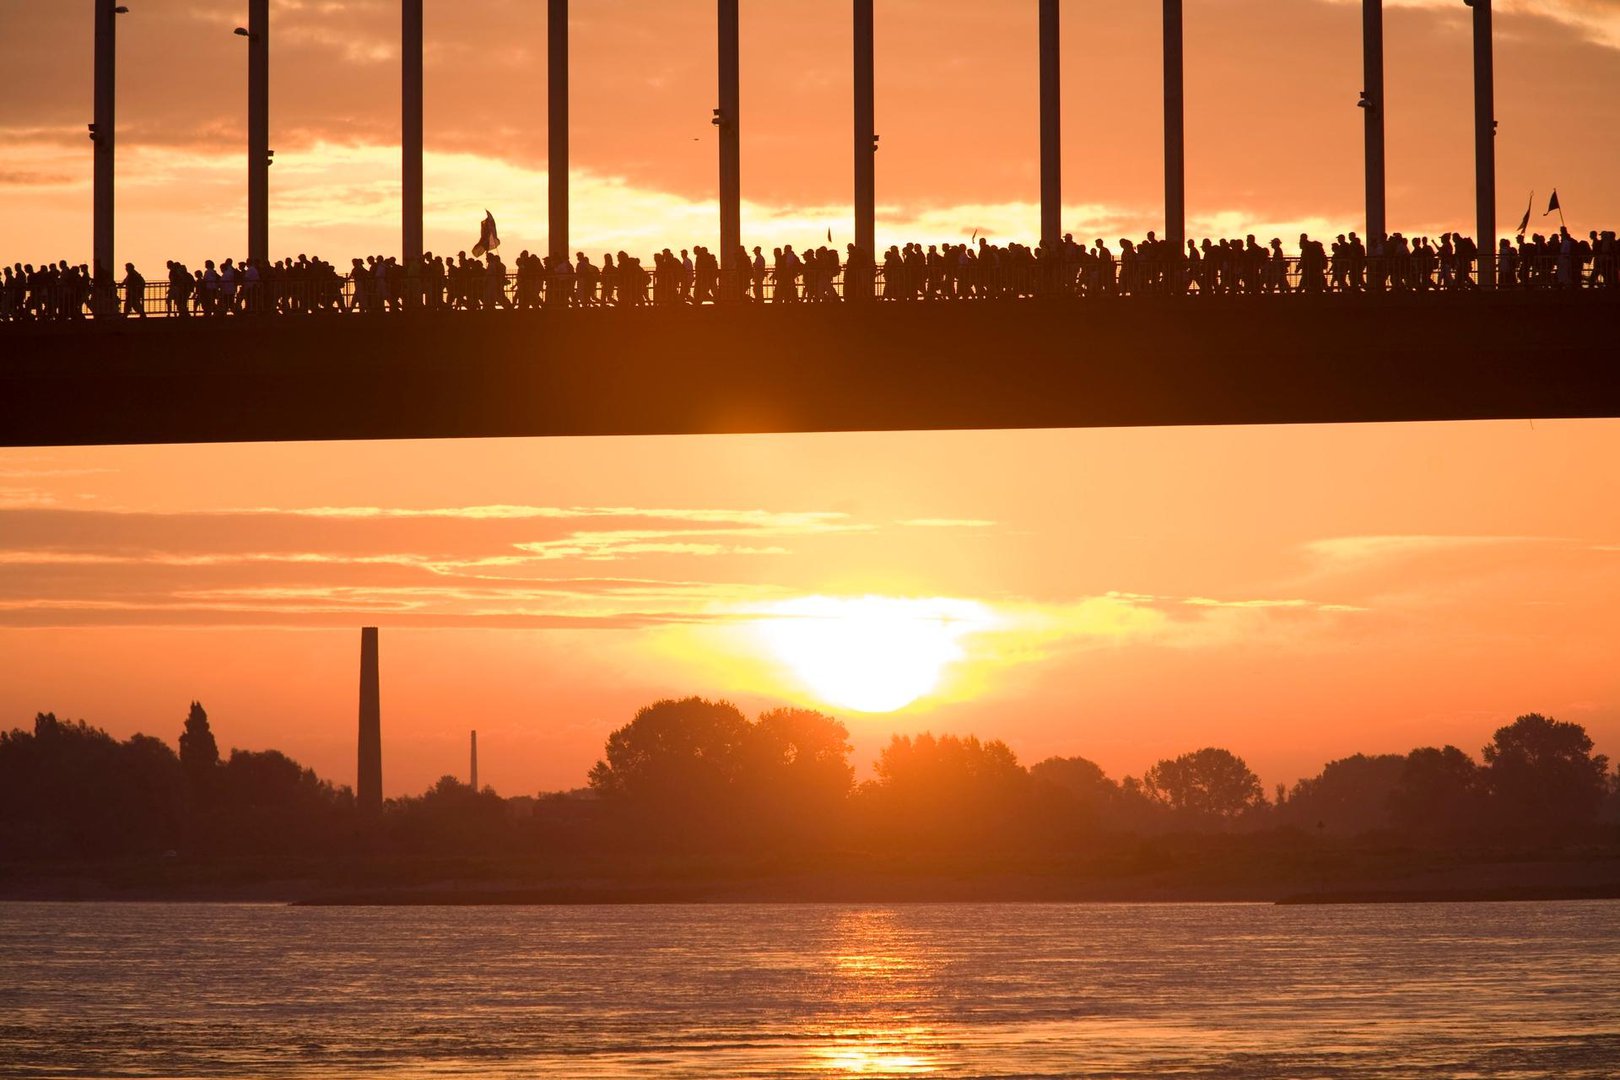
[{"left": 2, "top": 900, "right": 1616, "bottom": 1077}]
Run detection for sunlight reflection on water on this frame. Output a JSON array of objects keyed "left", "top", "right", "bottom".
[{"left": 1, "top": 900, "right": 1617, "bottom": 1078}]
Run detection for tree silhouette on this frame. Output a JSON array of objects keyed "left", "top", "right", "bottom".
[
  {"left": 2, "top": 697, "right": 1614, "bottom": 871},
  {"left": 1483, "top": 713, "right": 1610, "bottom": 836},
  {"left": 1031, "top": 755, "right": 1120, "bottom": 833},
  {"left": 0, "top": 713, "right": 184, "bottom": 858},
  {"left": 215, "top": 748, "right": 353, "bottom": 856},
  {"left": 587, "top": 699, "right": 857, "bottom": 847},
  {"left": 120, "top": 733, "right": 186, "bottom": 851},
  {"left": 1388, "top": 745, "right": 1481, "bottom": 838},
  {"left": 863, "top": 732, "right": 1029, "bottom": 846},
  {"left": 387, "top": 775, "right": 509, "bottom": 855},
  {"left": 1141, "top": 747, "right": 1264, "bottom": 823},
  {"left": 1282, "top": 753, "right": 1407, "bottom": 835},
  {"left": 588, "top": 697, "right": 755, "bottom": 843},
  {"left": 745, "top": 707, "right": 854, "bottom": 832},
  {"left": 178, "top": 701, "right": 219, "bottom": 787}
]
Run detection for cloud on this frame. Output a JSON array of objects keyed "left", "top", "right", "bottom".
[
  {"left": 0, "top": 488, "right": 63, "bottom": 509},
  {"left": 0, "top": 503, "right": 870, "bottom": 628},
  {"left": 947, "top": 589, "right": 1367, "bottom": 672},
  {"left": 897, "top": 518, "right": 997, "bottom": 529},
  {"left": 1315, "top": 0, "right": 1620, "bottom": 49},
  {"left": 284, "top": 505, "right": 856, "bottom": 528},
  {"left": 513, "top": 534, "right": 793, "bottom": 562},
  {"left": 1303, "top": 534, "right": 1550, "bottom": 564},
  {"left": 0, "top": 499, "right": 1377, "bottom": 644},
  {"left": 0, "top": 170, "right": 73, "bottom": 187},
  {"left": 0, "top": 133, "right": 1410, "bottom": 269},
  {"left": 1184, "top": 596, "right": 1367, "bottom": 612}
]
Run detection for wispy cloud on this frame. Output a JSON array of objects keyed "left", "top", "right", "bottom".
[
  {"left": 283, "top": 505, "right": 858, "bottom": 528},
  {"left": 513, "top": 534, "right": 793, "bottom": 562},
  {"left": 897, "top": 518, "right": 997, "bottom": 529},
  {"left": 1302, "top": 534, "right": 1551, "bottom": 564},
  {"left": 0, "top": 500, "right": 1374, "bottom": 641},
  {"left": 0, "top": 488, "right": 65, "bottom": 509},
  {"left": 1184, "top": 596, "right": 1367, "bottom": 612},
  {"left": 0, "top": 503, "right": 875, "bottom": 628},
  {"left": 1314, "top": 0, "right": 1620, "bottom": 50}
]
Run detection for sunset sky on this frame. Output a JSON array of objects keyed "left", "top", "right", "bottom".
[{"left": 1, "top": 3, "right": 1617, "bottom": 797}]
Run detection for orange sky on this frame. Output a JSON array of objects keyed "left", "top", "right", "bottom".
[
  {"left": 1, "top": 4, "right": 1617, "bottom": 797},
  {"left": 1, "top": 423, "right": 1616, "bottom": 797}
]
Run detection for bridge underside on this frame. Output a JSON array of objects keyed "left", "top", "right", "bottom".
[{"left": 2, "top": 293, "right": 1616, "bottom": 448}]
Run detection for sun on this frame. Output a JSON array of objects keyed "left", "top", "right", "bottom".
[{"left": 753, "top": 596, "right": 998, "bottom": 713}]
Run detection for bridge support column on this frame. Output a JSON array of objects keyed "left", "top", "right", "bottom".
[
  {"left": 549, "top": 0, "right": 569, "bottom": 268},
  {"left": 853, "top": 0, "right": 875, "bottom": 300},
  {"left": 403, "top": 0, "right": 423, "bottom": 267},
  {"left": 1039, "top": 0, "right": 1061, "bottom": 256},
  {"left": 1163, "top": 0, "right": 1185, "bottom": 288},
  {"left": 1470, "top": 0, "right": 1496, "bottom": 287},
  {"left": 718, "top": 0, "right": 741, "bottom": 298},
  {"left": 92, "top": 0, "right": 118, "bottom": 285},
  {"left": 1362, "top": 0, "right": 1385, "bottom": 246},
  {"left": 247, "top": 0, "right": 270, "bottom": 267}
]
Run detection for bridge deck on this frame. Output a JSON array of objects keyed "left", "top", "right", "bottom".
[{"left": 1, "top": 292, "right": 1616, "bottom": 447}]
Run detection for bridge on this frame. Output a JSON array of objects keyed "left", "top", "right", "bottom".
[
  {"left": 4, "top": 290, "right": 1616, "bottom": 448},
  {"left": 9, "top": 1, "right": 1611, "bottom": 450}
]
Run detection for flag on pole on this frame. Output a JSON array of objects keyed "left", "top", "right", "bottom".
[
  {"left": 1516, "top": 192, "right": 1533, "bottom": 238},
  {"left": 1544, "top": 190, "right": 1560, "bottom": 216},
  {"left": 471, "top": 211, "right": 500, "bottom": 257}
]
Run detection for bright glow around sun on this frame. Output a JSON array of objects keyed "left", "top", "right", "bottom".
[{"left": 754, "top": 596, "right": 999, "bottom": 713}]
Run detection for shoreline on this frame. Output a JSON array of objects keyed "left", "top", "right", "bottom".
[{"left": 4, "top": 860, "right": 1617, "bottom": 908}]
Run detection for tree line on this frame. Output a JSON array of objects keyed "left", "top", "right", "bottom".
[{"left": 1, "top": 697, "right": 1614, "bottom": 864}]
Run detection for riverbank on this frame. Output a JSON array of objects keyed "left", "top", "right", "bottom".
[{"left": 5, "top": 849, "right": 1617, "bottom": 906}]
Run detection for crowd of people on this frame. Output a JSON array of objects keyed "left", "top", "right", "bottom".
[{"left": 3, "top": 227, "right": 1615, "bottom": 321}]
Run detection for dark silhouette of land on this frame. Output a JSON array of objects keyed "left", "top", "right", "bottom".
[{"left": 3, "top": 698, "right": 1615, "bottom": 905}]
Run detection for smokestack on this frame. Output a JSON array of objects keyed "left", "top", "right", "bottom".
[
  {"left": 470, "top": 729, "right": 478, "bottom": 792},
  {"left": 357, "top": 627, "right": 381, "bottom": 814}
]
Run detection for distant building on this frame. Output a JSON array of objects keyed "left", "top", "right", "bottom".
[{"left": 357, "top": 627, "right": 382, "bottom": 814}]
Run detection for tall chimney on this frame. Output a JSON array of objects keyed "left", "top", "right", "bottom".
[
  {"left": 357, "top": 627, "right": 381, "bottom": 814},
  {"left": 470, "top": 729, "right": 478, "bottom": 792}
]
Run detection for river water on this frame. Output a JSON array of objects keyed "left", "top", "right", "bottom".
[{"left": 1, "top": 900, "right": 1616, "bottom": 1078}]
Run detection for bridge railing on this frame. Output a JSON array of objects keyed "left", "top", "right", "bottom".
[{"left": 1, "top": 253, "right": 1612, "bottom": 322}]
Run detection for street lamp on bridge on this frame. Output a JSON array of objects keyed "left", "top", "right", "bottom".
[
  {"left": 403, "top": 0, "right": 423, "bottom": 267},
  {"left": 1360, "top": 0, "right": 1387, "bottom": 246},
  {"left": 1465, "top": 0, "right": 1497, "bottom": 287},
  {"left": 91, "top": 2, "right": 129, "bottom": 288}
]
